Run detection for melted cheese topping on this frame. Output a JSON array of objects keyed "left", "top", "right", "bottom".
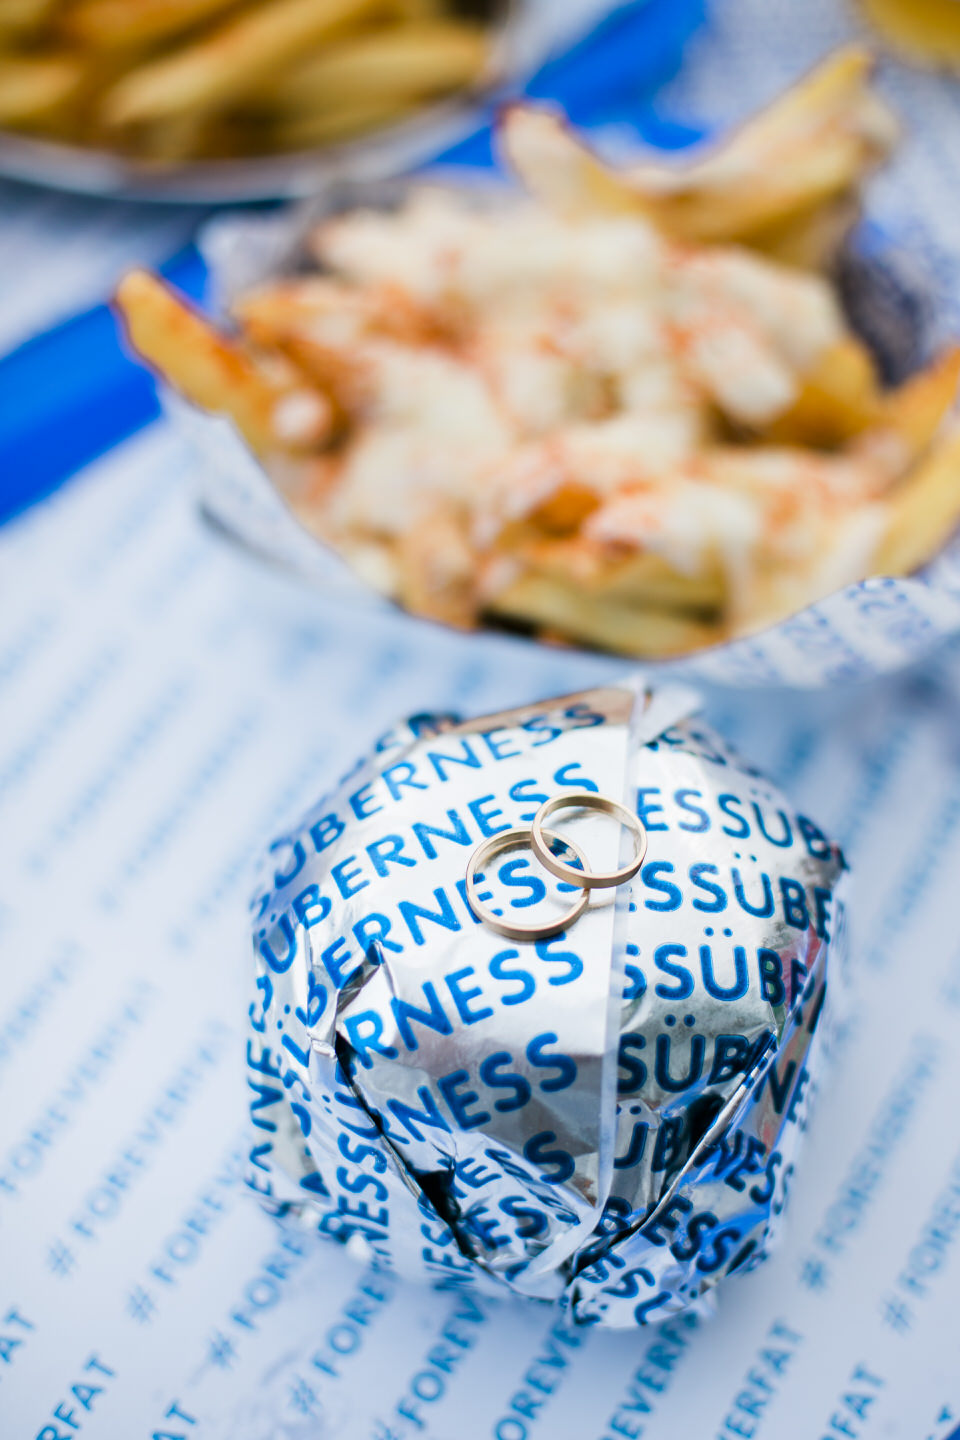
[{"left": 284, "top": 185, "right": 892, "bottom": 619}]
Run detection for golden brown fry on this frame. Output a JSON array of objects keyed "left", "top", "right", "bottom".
[
  {"left": 99, "top": 0, "right": 387, "bottom": 129},
  {"left": 262, "top": 21, "right": 489, "bottom": 114},
  {"left": 499, "top": 104, "right": 653, "bottom": 221},
  {"left": 643, "top": 143, "right": 877, "bottom": 246},
  {"left": 270, "top": 96, "right": 419, "bottom": 150},
  {"left": 114, "top": 270, "right": 331, "bottom": 456},
  {"left": 246, "top": 17, "right": 488, "bottom": 151},
  {"left": 235, "top": 282, "right": 386, "bottom": 417},
  {"left": 514, "top": 484, "right": 601, "bottom": 538},
  {"left": 768, "top": 342, "right": 960, "bottom": 456},
  {"left": 233, "top": 280, "right": 442, "bottom": 403},
  {"left": 233, "top": 280, "right": 348, "bottom": 332},
  {"left": 0, "top": 0, "right": 494, "bottom": 161},
  {"left": 240, "top": 325, "right": 369, "bottom": 420},
  {"left": 0, "top": 0, "right": 56, "bottom": 37},
  {"left": 500, "top": 47, "right": 898, "bottom": 251},
  {"left": 234, "top": 279, "right": 369, "bottom": 329},
  {"left": 234, "top": 277, "right": 438, "bottom": 341},
  {"left": 63, "top": 0, "right": 244, "bottom": 51},
  {"left": 502, "top": 103, "right": 867, "bottom": 240},
  {"left": 394, "top": 506, "right": 477, "bottom": 627},
  {"left": 132, "top": 114, "right": 214, "bottom": 163},
  {"left": 0, "top": 54, "right": 84, "bottom": 125},
  {"left": 764, "top": 337, "right": 881, "bottom": 446},
  {"left": 627, "top": 46, "right": 898, "bottom": 244},
  {"left": 486, "top": 573, "right": 724, "bottom": 658},
  {"left": 859, "top": 0, "right": 960, "bottom": 70},
  {"left": 390, "top": 0, "right": 447, "bottom": 17},
  {"left": 873, "top": 428, "right": 960, "bottom": 574},
  {"left": 883, "top": 345, "right": 960, "bottom": 455},
  {"left": 515, "top": 540, "right": 727, "bottom": 612},
  {"left": 740, "top": 194, "right": 861, "bottom": 270}
]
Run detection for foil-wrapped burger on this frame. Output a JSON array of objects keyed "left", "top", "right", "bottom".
[{"left": 245, "top": 680, "right": 847, "bottom": 1327}]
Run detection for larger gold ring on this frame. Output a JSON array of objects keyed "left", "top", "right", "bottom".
[
  {"left": 530, "top": 793, "right": 647, "bottom": 890},
  {"left": 465, "top": 827, "right": 590, "bottom": 942}
]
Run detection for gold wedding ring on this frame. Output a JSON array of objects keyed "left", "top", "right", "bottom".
[
  {"left": 464, "top": 791, "right": 648, "bottom": 941},
  {"left": 531, "top": 793, "right": 647, "bottom": 889},
  {"left": 465, "top": 827, "right": 590, "bottom": 942}
]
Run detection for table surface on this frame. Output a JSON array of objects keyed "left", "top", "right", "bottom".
[{"left": 3, "top": 2, "right": 960, "bottom": 1437}]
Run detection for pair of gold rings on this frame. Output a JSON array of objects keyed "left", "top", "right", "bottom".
[{"left": 464, "top": 791, "right": 648, "bottom": 943}]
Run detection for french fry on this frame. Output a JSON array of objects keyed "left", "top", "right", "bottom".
[
  {"left": 767, "top": 342, "right": 960, "bottom": 456},
  {"left": 233, "top": 280, "right": 441, "bottom": 410},
  {"left": 486, "top": 573, "right": 724, "bottom": 658},
  {"left": 132, "top": 114, "right": 214, "bottom": 163},
  {"left": 883, "top": 344, "right": 960, "bottom": 455},
  {"left": 259, "top": 20, "right": 488, "bottom": 115},
  {"left": 235, "top": 283, "right": 377, "bottom": 417},
  {"left": 643, "top": 141, "right": 882, "bottom": 247},
  {"left": 499, "top": 104, "right": 654, "bottom": 221},
  {"left": 99, "top": 0, "right": 388, "bottom": 129},
  {"left": 625, "top": 46, "right": 899, "bottom": 245},
  {"left": 390, "top": 0, "right": 448, "bottom": 16},
  {"left": 270, "top": 97, "right": 419, "bottom": 151},
  {"left": 750, "top": 339, "right": 959, "bottom": 457},
  {"left": 394, "top": 507, "right": 477, "bottom": 627},
  {"left": 873, "top": 428, "right": 960, "bottom": 575},
  {"left": 0, "top": 54, "right": 84, "bottom": 125},
  {"left": 0, "top": 0, "right": 495, "bottom": 162},
  {"left": 233, "top": 278, "right": 436, "bottom": 344},
  {"left": 500, "top": 48, "right": 898, "bottom": 252},
  {"left": 63, "top": 0, "right": 244, "bottom": 51},
  {"left": 501, "top": 101, "right": 871, "bottom": 241},
  {"left": 859, "top": 0, "right": 960, "bottom": 70},
  {"left": 114, "top": 270, "right": 331, "bottom": 455},
  {"left": 511, "top": 540, "right": 728, "bottom": 613},
  {"left": 764, "top": 337, "right": 881, "bottom": 446},
  {"left": 501, "top": 485, "right": 601, "bottom": 540},
  {"left": 730, "top": 502, "right": 889, "bottom": 633},
  {"left": 737, "top": 194, "right": 861, "bottom": 270},
  {"left": 0, "top": 0, "right": 56, "bottom": 37}
]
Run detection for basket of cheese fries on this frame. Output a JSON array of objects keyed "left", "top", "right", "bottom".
[{"left": 115, "top": 47, "right": 960, "bottom": 682}]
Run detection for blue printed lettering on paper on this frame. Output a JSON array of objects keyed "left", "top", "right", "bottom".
[{"left": 243, "top": 686, "right": 847, "bottom": 1329}]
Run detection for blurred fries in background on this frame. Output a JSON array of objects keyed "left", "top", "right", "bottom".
[{"left": 0, "top": 0, "right": 497, "bottom": 162}]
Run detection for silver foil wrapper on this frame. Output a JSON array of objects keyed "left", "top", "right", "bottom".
[{"left": 244, "top": 678, "right": 848, "bottom": 1327}]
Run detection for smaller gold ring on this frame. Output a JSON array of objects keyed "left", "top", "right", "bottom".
[
  {"left": 530, "top": 793, "right": 647, "bottom": 890},
  {"left": 465, "top": 827, "right": 590, "bottom": 942}
]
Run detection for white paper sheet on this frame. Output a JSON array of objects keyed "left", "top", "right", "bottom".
[{"left": 2, "top": 418, "right": 960, "bottom": 1440}]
